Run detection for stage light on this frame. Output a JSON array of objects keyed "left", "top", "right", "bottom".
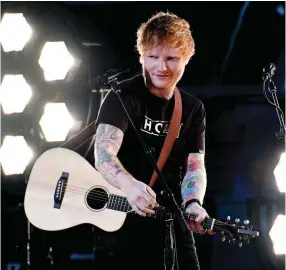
[
  {"left": 38, "top": 41, "right": 75, "bottom": 81},
  {"left": 0, "top": 13, "right": 32, "bottom": 52},
  {"left": 0, "top": 74, "right": 32, "bottom": 114},
  {"left": 276, "top": 5, "right": 285, "bottom": 16},
  {"left": 269, "top": 214, "right": 286, "bottom": 254},
  {"left": 39, "top": 103, "right": 75, "bottom": 142},
  {"left": 0, "top": 136, "right": 33, "bottom": 175},
  {"left": 273, "top": 152, "right": 286, "bottom": 193}
]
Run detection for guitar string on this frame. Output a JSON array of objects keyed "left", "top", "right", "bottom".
[
  {"left": 58, "top": 184, "right": 235, "bottom": 227},
  {"left": 63, "top": 186, "right": 128, "bottom": 203},
  {"left": 62, "top": 184, "right": 226, "bottom": 225},
  {"left": 60, "top": 186, "right": 201, "bottom": 221},
  {"left": 61, "top": 183, "right": 245, "bottom": 228},
  {"left": 212, "top": 225, "right": 238, "bottom": 237},
  {"left": 61, "top": 184, "right": 242, "bottom": 226},
  {"left": 58, "top": 186, "right": 231, "bottom": 227},
  {"left": 62, "top": 186, "right": 202, "bottom": 220},
  {"left": 58, "top": 187, "right": 242, "bottom": 235}
]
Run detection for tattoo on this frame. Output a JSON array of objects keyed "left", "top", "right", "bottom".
[
  {"left": 187, "top": 154, "right": 202, "bottom": 170},
  {"left": 94, "top": 124, "right": 128, "bottom": 189},
  {"left": 116, "top": 169, "right": 123, "bottom": 175},
  {"left": 181, "top": 153, "right": 207, "bottom": 204},
  {"left": 98, "top": 151, "right": 112, "bottom": 163}
]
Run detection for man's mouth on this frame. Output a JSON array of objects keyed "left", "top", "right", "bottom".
[{"left": 155, "top": 74, "right": 170, "bottom": 79}]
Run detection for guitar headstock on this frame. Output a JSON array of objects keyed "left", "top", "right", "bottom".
[{"left": 205, "top": 215, "right": 259, "bottom": 247}]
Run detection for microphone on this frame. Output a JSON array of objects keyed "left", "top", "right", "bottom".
[
  {"left": 97, "top": 68, "right": 131, "bottom": 86},
  {"left": 262, "top": 63, "right": 276, "bottom": 81}
]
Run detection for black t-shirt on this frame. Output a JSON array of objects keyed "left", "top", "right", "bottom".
[{"left": 95, "top": 74, "right": 206, "bottom": 203}]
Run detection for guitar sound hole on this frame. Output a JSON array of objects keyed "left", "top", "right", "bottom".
[{"left": 86, "top": 188, "right": 108, "bottom": 210}]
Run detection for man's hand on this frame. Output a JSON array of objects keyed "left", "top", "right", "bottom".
[
  {"left": 121, "top": 178, "right": 159, "bottom": 217},
  {"left": 185, "top": 202, "right": 212, "bottom": 235}
]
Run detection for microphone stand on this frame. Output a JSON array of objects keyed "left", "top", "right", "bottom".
[
  {"left": 108, "top": 77, "right": 191, "bottom": 270},
  {"left": 263, "top": 77, "right": 285, "bottom": 140}
]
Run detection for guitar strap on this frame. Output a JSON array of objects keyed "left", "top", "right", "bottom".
[{"left": 148, "top": 87, "right": 182, "bottom": 188}]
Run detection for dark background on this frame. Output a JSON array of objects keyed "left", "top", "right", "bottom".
[{"left": 1, "top": 1, "right": 285, "bottom": 270}]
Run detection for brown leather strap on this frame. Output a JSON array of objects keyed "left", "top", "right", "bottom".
[{"left": 149, "top": 88, "right": 182, "bottom": 187}]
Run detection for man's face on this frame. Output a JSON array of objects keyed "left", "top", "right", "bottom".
[{"left": 141, "top": 46, "right": 189, "bottom": 92}]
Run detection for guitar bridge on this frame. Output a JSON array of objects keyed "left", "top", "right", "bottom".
[{"left": 53, "top": 172, "right": 69, "bottom": 209}]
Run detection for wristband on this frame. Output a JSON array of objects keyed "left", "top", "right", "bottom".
[{"left": 184, "top": 199, "right": 201, "bottom": 210}]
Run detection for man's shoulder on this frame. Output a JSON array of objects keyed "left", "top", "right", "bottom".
[{"left": 179, "top": 88, "right": 204, "bottom": 109}]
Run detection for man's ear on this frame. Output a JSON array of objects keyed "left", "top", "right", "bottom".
[{"left": 139, "top": 55, "right": 143, "bottom": 64}]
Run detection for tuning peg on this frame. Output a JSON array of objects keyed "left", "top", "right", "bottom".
[
  {"left": 229, "top": 239, "right": 236, "bottom": 244},
  {"left": 227, "top": 216, "right": 231, "bottom": 221},
  {"left": 238, "top": 242, "right": 243, "bottom": 248},
  {"left": 221, "top": 236, "right": 226, "bottom": 242},
  {"left": 235, "top": 218, "right": 240, "bottom": 223},
  {"left": 244, "top": 220, "right": 250, "bottom": 225}
]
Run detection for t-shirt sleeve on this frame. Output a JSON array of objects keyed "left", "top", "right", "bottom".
[
  {"left": 186, "top": 101, "right": 206, "bottom": 154},
  {"left": 95, "top": 91, "right": 133, "bottom": 133}
]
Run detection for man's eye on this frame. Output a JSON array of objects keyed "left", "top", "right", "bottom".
[{"left": 168, "top": 57, "right": 179, "bottom": 61}]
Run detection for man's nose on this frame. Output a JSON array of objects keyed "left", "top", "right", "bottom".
[{"left": 158, "top": 59, "right": 168, "bottom": 72}]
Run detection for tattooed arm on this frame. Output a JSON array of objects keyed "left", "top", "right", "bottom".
[
  {"left": 94, "top": 123, "right": 158, "bottom": 216},
  {"left": 181, "top": 153, "right": 209, "bottom": 234},
  {"left": 94, "top": 123, "right": 130, "bottom": 189},
  {"left": 181, "top": 153, "right": 207, "bottom": 206}
]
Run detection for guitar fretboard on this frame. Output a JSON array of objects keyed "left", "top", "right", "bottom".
[
  {"left": 106, "top": 194, "right": 216, "bottom": 230},
  {"left": 107, "top": 194, "right": 132, "bottom": 212}
]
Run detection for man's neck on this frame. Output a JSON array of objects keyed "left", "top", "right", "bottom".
[{"left": 148, "top": 87, "right": 175, "bottom": 100}]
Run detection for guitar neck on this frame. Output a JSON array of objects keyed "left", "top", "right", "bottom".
[
  {"left": 107, "top": 194, "right": 132, "bottom": 212},
  {"left": 106, "top": 194, "right": 216, "bottom": 230}
]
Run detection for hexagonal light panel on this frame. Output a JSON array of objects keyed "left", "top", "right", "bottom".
[
  {"left": 38, "top": 41, "right": 75, "bottom": 81},
  {"left": 269, "top": 214, "right": 286, "bottom": 254},
  {"left": 0, "top": 136, "right": 33, "bottom": 175},
  {"left": 39, "top": 103, "right": 75, "bottom": 142},
  {"left": 0, "top": 74, "right": 32, "bottom": 114},
  {"left": 0, "top": 13, "right": 33, "bottom": 52},
  {"left": 274, "top": 152, "right": 286, "bottom": 192}
]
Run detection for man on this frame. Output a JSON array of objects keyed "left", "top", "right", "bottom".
[{"left": 94, "top": 11, "right": 209, "bottom": 270}]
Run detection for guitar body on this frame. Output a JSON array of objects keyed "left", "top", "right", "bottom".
[{"left": 24, "top": 148, "right": 127, "bottom": 232}]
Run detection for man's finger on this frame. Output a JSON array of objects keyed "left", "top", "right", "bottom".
[
  {"left": 206, "top": 229, "right": 214, "bottom": 235},
  {"left": 195, "top": 223, "right": 205, "bottom": 234},
  {"left": 143, "top": 194, "right": 159, "bottom": 208},
  {"left": 145, "top": 188, "right": 160, "bottom": 207},
  {"left": 146, "top": 186, "right": 156, "bottom": 198},
  {"left": 195, "top": 213, "right": 206, "bottom": 223},
  {"left": 134, "top": 205, "right": 146, "bottom": 217},
  {"left": 137, "top": 202, "right": 155, "bottom": 215},
  {"left": 194, "top": 213, "right": 206, "bottom": 234},
  {"left": 147, "top": 204, "right": 158, "bottom": 209},
  {"left": 189, "top": 221, "right": 197, "bottom": 233}
]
